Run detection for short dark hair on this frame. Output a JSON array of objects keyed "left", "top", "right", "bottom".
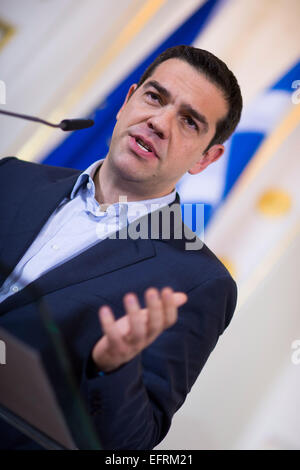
[{"left": 137, "top": 45, "right": 243, "bottom": 151}]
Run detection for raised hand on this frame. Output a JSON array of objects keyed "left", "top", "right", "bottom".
[{"left": 92, "top": 287, "right": 187, "bottom": 373}]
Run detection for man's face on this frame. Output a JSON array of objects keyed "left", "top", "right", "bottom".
[{"left": 107, "top": 58, "right": 228, "bottom": 197}]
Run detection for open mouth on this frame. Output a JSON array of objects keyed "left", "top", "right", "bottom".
[
  {"left": 129, "top": 135, "right": 158, "bottom": 159},
  {"left": 135, "top": 137, "right": 152, "bottom": 153}
]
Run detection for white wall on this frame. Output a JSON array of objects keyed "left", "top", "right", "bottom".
[{"left": 157, "top": 228, "right": 300, "bottom": 449}]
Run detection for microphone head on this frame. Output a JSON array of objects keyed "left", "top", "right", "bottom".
[{"left": 59, "top": 119, "right": 94, "bottom": 131}]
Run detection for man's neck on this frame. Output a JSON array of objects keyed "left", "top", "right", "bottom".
[{"left": 93, "top": 158, "right": 174, "bottom": 206}]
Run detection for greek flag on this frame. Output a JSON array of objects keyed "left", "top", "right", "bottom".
[{"left": 41, "top": 0, "right": 300, "bottom": 232}]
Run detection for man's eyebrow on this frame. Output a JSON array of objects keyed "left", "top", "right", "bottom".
[
  {"left": 143, "top": 80, "right": 209, "bottom": 132},
  {"left": 180, "top": 104, "right": 209, "bottom": 133},
  {"left": 143, "top": 80, "right": 171, "bottom": 100}
]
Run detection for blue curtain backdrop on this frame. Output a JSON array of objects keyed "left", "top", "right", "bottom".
[{"left": 41, "top": 0, "right": 220, "bottom": 171}]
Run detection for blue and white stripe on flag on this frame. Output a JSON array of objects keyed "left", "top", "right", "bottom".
[{"left": 177, "top": 58, "right": 300, "bottom": 227}]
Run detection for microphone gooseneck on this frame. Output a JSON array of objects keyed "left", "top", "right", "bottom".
[{"left": 0, "top": 109, "right": 94, "bottom": 131}]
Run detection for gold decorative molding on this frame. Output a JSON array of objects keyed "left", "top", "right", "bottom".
[
  {"left": 215, "top": 104, "right": 300, "bottom": 311},
  {"left": 234, "top": 103, "right": 300, "bottom": 192},
  {"left": 0, "top": 18, "right": 15, "bottom": 51},
  {"left": 256, "top": 188, "right": 292, "bottom": 217}
]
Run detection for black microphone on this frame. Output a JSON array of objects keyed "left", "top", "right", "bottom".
[
  {"left": 0, "top": 109, "right": 94, "bottom": 131},
  {"left": 59, "top": 118, "right": 94, "bottom": 131}
]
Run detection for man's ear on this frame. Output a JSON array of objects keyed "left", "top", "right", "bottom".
[
  {"left": 188, "top": 144, "right": 225, "bottom": 175},
  {"left": 116, "top": 84, "right": 138, "bottom": 120}
]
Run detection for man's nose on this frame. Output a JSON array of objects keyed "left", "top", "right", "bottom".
[{"left": 147, "top": 107, "right": 174, "bottom": 139}]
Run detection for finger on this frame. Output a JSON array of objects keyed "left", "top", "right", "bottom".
[
  {"left": 99, "top": 306, "right": 132, "bottom": 360},
  {"left": 140, "top": 292, "right": 187, "bottom": 315},
  {"left": 173, "top": 292, "right": 188, "bottom": 307},
  {"left": 161, "top": 287, "right": 177, "bottom": 327},
  {"left": 145, "top": 288, "right": 163, "bottom": 337},
  {"left": 98, "top": 306, "right": 121, "bottom": 347},
  {"left": 123, "top": 293, "right": 147, "bottom": 344},
  {"left": 98, "top": 305, "right": 115, "bottom": 333}
]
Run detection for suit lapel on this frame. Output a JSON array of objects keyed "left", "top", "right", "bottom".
[
  {"left": 0, "top": 177, "right": 189, "bottom": 314},
  {"left": 0, "top": 233, "right": 156, "bottom": 314},
  {"left": 0, "top": 171, "right": 79, "bottom": 283}
]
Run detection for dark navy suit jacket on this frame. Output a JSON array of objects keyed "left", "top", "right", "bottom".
[{"left": 0, "top": 157, "right": 237, "bottom": 449}]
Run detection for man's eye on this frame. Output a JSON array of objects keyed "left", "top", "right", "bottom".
[
  {"left": 184, "top": 116, "right": 198, "bottom": 130},
  {"left": 145, "top": 91, "right": 161, "bottom": 103}
]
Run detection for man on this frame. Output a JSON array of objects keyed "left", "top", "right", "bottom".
[{"left": 0, "top": 45, "right": 242, "bottom": 449}]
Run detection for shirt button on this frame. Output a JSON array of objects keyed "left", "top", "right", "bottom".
[
  {"left": 51, "top": 244, "right": 59, "bottom": 250},
  {"left": 11, "top": 285, "right": 19, "bottom": 293},
  {"left": 87, "top": 182, "right": 92, "bottom": 190}
]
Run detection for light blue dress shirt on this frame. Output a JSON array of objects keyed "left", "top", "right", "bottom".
[{"left": 0, "top": 159, "right": 176, "bottom": 303}]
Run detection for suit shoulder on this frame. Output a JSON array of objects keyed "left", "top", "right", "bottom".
[
  {"left": 0, "top": 156, "right": 80, "bottom": 180},
  {"left": 179, "top": 222, "right": 233, "bottom": 280},
  {"left": 199, "top": 242, "right": 234, "bottom": 281},
  {"left": 171, "top": 227, "right": 236, "bottom": 294}
]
